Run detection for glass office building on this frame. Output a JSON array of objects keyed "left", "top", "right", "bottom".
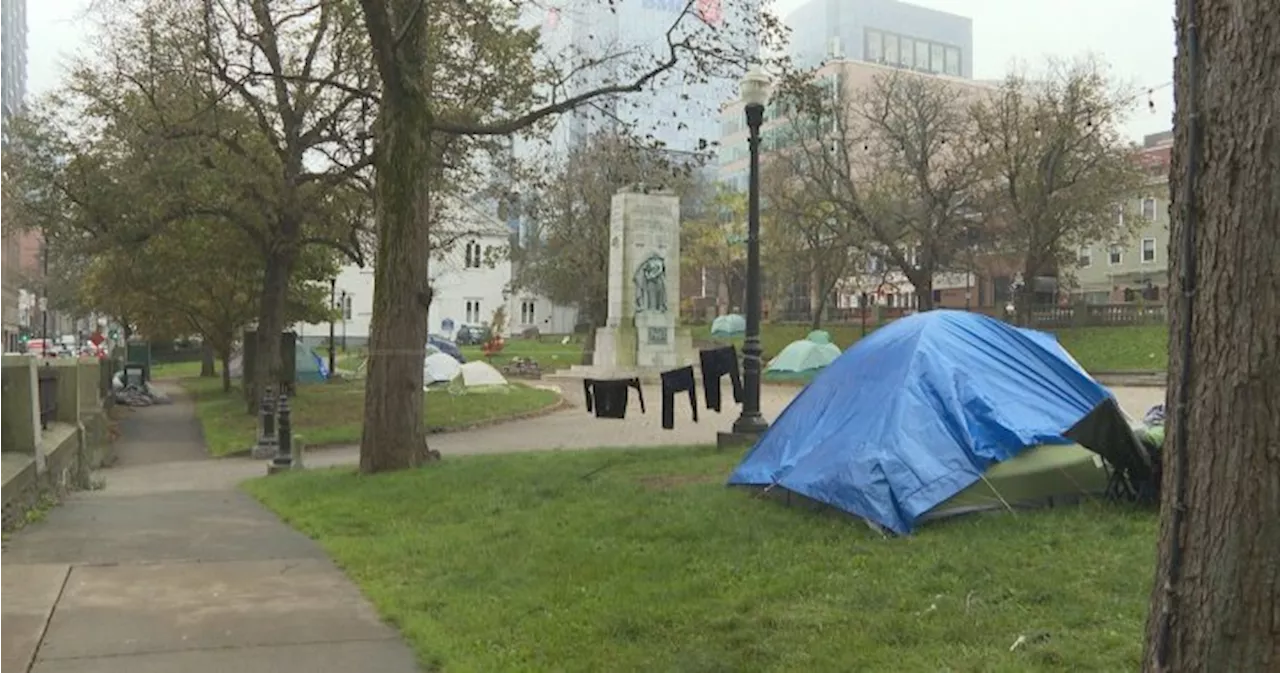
[{"left": 785, "top": 0, "right": 972, "bottom": 78}]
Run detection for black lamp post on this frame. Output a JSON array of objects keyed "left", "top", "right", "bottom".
[
  {"left": 731, "top": 66, "right": 772, "bottom": 437},
  {"left": 328, "top": 277, "right": 337, "bottom": 375}
]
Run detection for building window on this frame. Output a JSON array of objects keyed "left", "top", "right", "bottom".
[
  {"left": 1114, "top": 203, "right": 1125, "bottom": 225},
  {"left": 1142, "top": 197, "right": 1157, "bottom": 220},
  {"left": 1108, "top": 245, "right": 1123, "bottom": 266},
  {"left": 342, "top": 294, "right": 353, "bottom": 320},
  {"left": 1141, "top": 238, "right": 1157, "bottom": 263},
  {"left": 1078, "top": 246, "right": 1092, "bottom": 268},
  {"left": 465, "top": 300, "right": 482, "bottom": 324},
  {"left": 944, "top": 46, "right": 961, "bottom": 76},
  {"left": 930, "top": 44, "right": 945, "bottom": 73},
  {"left": 915, "top": 41, "right": 930, "bottom": 71},
  {"left": 866, "top": 29, "right": 883, "bottom": 62},
  {"left": 520, "top": 300, "right": 536, "bottom": 325},
  {"left": 884, "top": 34, "right": 900, "bottom": 66},
  {"left": 464, "top": 241, "right": 482, "bottom": 268}
]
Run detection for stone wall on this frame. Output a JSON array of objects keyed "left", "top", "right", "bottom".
[{"left": 1, "top": 356, "right": 114, "bottom": 531}]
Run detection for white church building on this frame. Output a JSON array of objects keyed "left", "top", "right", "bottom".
[{"left": 292, "top": 200, "right": 577, "bottom": 346}]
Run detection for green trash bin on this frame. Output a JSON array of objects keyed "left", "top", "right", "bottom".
[{"left": 125, "top": 339, "right": 152, "bottom": 383}]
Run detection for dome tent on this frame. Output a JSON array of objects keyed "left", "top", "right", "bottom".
[
  {"left": 423, "top": 352, "right": 462, "bottom": 387},
  {"left": 764, "top": 330, "right": 842, "bottom": 381},
  {"left": 458, "top": 361, "right": 509, "bottom": 388},
  {"left": 710, "top": 314, "right": 745, "bottom": 337},
  {"left": 729, "top": 311, "right": 1151, "bottom": 534}
]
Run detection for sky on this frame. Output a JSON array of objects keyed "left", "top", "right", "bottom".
[{"left": 25, "top": 0, "right": 1176, "bottom": 143}]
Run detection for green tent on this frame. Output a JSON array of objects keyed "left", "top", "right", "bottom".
[
  {"left": 764, "top": 330, "right": 841, "bottom": 381},
  {"left": 919, "top": 443, "right": 1110, "bottom": 523},
  {"left": 763, "top": 443, "right": 1113, "bottom": 528},
  {"left": 711, "top": 314, "right": 746, "bottom": 337}
]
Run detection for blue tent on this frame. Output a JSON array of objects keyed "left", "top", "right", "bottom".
[
  {"left": 728, "top": 310, "right": 1147, "bottom": 534},
  {"left": 297, "top": 343, "right": 329, "bottom": 384}
]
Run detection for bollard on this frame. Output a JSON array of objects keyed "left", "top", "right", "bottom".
[
  {"left": 252, "top": 384, "right": 278, "bottom": 459},
  {"left": 273, "top": 391, "right": 293, "bottom": 468}
]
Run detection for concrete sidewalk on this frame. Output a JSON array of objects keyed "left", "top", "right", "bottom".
[{"left": 1, "top": 384, "right": 419, "bottom": 673}]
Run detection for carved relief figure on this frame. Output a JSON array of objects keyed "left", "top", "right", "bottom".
[{"left": 633, "top": 253, "right": 668, "bottom": 313}]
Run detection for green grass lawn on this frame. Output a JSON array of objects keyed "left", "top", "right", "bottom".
[
  {"left": 460, "top": 337, "right": 587, "bottom": 371},
  {"left": 182, "top": 378, "right": 561, "bottom": 457},
  {"left": 1052, "top": 324, "right": 1168, "bottom": 371},
  {"left": 696, "top": 322, "right": 1168, "bottom": 372},
  {"left": 151, "top": 360, "right": 209, "bottom": 379},
  {"left": 246, "top": 446, "right": 1157, "bottom": 672}
]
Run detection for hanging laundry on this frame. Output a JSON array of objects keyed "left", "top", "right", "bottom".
[
  {"left": 699, "top": 346, "right": 743, "bottom": 412},
  {"left": 583, "top": 378, "right": 645, "bottom": 419},
  {"left": 660, "top": 366, "right": 698, "bottom": 430}
]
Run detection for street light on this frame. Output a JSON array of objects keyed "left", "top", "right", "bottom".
[
  {"left": 732, "top": 65, "right": 772, "bottom": 437},
  {"left": 328, "top": 277, "right": 337, "bottom": 375}
]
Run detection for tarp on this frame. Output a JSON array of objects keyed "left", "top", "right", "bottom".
[
  {"left": 228, "top": 344, "right": 329, "bottom": 383},
  {"left": 728, "top": 310, "right": 1145, "bottom": 534},
  {"left": 458, "top": 361, "right": 508, "bottom": 387},
  {"left": 428, "top": 335, "right": 466, "bottom": 363},
  {"left": 711, "top": 314, "right": 746, "bottom": 337},
  {"left": 297, "top": 344, "right": 329, "bottom": 384},
  {"left": 765, "top": 331, "right": 842, "bottom": 381},
  {"left": 423, "top": 352, "right": 462, "bottom": 386}
]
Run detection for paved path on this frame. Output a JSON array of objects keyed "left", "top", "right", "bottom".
[
  {"left": 1, "top": 383, "right": 419, "bottom": 673},
  {"left": 3, "top": 379, "right": 1165, "bottom": 673}
]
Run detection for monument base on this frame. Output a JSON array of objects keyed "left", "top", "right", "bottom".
[{"left": 590, "top": 323, "right": 695, "bottom": 377}]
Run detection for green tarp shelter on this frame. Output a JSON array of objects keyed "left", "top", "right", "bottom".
[
  {"left": 920, "top": 443, "right": 1110, "bottom": 523},
  {"left": 711, "top": 314, "right": 745, "bottom": 337},
  {"left": 764, "top": 330, "right": 841, "bottom": 381}
]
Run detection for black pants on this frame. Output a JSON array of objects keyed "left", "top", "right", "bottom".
[
  {"left": 584, "top": 378, "right": 645, "bottom": 419},
  {"left": 699, "top": 346, "right": 742, "bottom": 412},
  {"left": 660, "top": 366, "right": 698, "bottom": 430}
]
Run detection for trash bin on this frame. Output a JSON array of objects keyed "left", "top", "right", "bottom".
[
  {"left": 123, "top": 364, "right": 146, "bottom": 388},
  {"left": 37, "top": 365, "right": 59, "bottom": 429}
]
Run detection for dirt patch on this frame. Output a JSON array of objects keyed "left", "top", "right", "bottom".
[{"left": 637, "top": 473, "right": 722, "bottom": 490}]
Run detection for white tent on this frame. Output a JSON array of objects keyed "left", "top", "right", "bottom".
[
  {"left": 458, "top": 361, "right": 508, "bottom": 387},
  {"left": 423, "top": 352, "right": 462, "bottom": 386}
]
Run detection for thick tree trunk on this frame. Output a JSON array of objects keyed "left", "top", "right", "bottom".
[
  {"left": 909, "top": 269, "right": 935, "bottom": 312},
  {"left": 221, "top": 352, "right": 232, "bottom": 393},
  {"left": 359, "top": 69, "right": 434, "bottom": 473},
  {"left": 200, "top": 341, "right": 216, "bottom": 377},
  {"left": 245, "top": 250, "right": 294, "bottom": 413},
  {"left": 1142, "top": 2, "right": 1280, "bottom": 670}
]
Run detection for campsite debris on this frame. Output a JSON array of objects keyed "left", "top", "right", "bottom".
[
  {"left": 500, "top": 357, "right": 542, "bottom": 379},
  {"left": 110, "top": 373, "right": 172, "bottom": 407},
  {"left": 1010, "top": 632, "right": 1052, "bottom": 651}
]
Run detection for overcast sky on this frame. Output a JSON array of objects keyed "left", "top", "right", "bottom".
[{"left": 27, "top": 0, "right": 1176, "bottom": 142}]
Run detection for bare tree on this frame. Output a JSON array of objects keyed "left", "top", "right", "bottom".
[
  {"left": 1142, "top": 1, "right": 1280, "bottom": 670},
  {"left": 355, "top": 0, "right": 779, "bottom": 472},
  {"left": 970, "top": 57, "right": 1146, "bottom": 322},
  {"left": 774, "top": 67, "right": 988, "bottom": 310},
  {"left": 760, "top": 161, "right": 857, "bottom": 328}
]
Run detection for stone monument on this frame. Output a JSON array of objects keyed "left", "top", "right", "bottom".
[{"left": 590, "top": 185, "right": 694, "bottom": 374}]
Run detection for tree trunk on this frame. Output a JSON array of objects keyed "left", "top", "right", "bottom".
[
  {"left": 200, "top": 341, "right": 216, "bottom": 377},
  {"left": 910, "top": 269, "right": 935, "bottom": 312},
  {"left": 221, "top": 352, "right": 232, "bottom": 393},
  {"left": 1142, "top": 2, "right": 1280, "bottom": 670},
  {"left": 359, "top": 58, "right": 434, "bottom": 473},
  {"left": 245, "top": 250, "right": 294, "bottom": 413}
]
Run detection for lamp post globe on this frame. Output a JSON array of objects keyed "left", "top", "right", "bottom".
[{"left": 730, "top": 64, "right": 772, "bottom": 438}]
